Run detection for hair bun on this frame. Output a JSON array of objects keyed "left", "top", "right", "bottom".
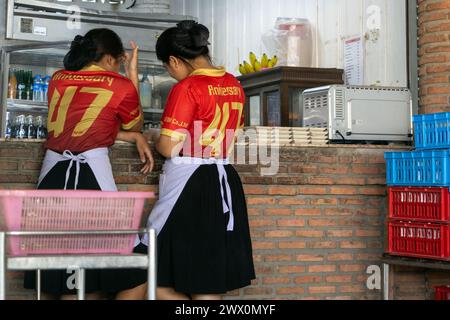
[
  {"left": 71, "top": 35, "right": 96, "bottom": 51},
  {"left": 177, "top": 20, "right": 197, "bottom": 31},
  {"left": 176, "top": 20, "right": 210, "bottom": 48},
  {"left": 72, "top": 35, "right": 84, "bottom": 47}
]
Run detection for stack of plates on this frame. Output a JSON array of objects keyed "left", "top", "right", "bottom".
[
  {"left": 236, "top": 127, "right": 329, "bottom": 147},
  {"left": 292, "top": 128, "right": 329, "bottom": 146}
]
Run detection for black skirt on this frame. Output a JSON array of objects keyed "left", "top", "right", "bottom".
[
  {"left": 155, "top": 164, "right": 256, "bottom": 295},
  {"left": 23, "top": 160, "right": 148, "bottom": 296}
]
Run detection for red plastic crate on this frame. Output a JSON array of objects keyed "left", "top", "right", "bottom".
[
  {"left": 389, "top": 187, "right": 450, "bottom": 222},
  {"left": 435, "top": 286, "right": 450, "bottom": 300},
  {"left": 388, "top": 221, "right": 450, "bottom": 261}
]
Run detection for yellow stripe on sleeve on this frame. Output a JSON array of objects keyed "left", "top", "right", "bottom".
[
  {"left": 121, "top": 113, "right": 143, "bottom": 130},
  {"left": 160, "top": 129, "right": 188, "bottom": 142}
]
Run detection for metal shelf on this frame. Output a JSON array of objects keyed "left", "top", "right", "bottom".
[
  {"left": 6, "top": 99, "right": 165, "bottom": 116},
  {"left": 382, "top": 254, "right": 450, "bottom": 270},
  {"left": 7, "top": 99, "right": 48, "bottom": 113},
  {"left": 144, "top": 109, "right": 164, "bottom": 115}
]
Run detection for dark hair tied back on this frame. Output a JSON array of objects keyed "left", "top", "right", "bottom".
[
  {"left": 177, "top": 20, "right": 210, "bottom": 47},
  {"left": 64, "top": 29, "right": 124, "bottom": 71},
  {"left": 156, "top": 20, "right": 211, "bottom": 63}
]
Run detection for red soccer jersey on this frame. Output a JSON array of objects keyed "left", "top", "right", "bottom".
[
  {"left": 160, "top": 68, "right": 245, "bottom": 159},
  {"left": 45, "top": 65, "right": 142, "bottom": 153}
]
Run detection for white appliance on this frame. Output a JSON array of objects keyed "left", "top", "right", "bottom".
[{"left": 302, "top": 85, "right": 413, "bottom": 142}]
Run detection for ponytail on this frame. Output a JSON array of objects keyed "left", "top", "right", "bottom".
[{"left": 64, "top": 28, "right": 125, "bottom": 71}]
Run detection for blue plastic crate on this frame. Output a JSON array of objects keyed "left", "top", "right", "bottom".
[
  {"left": 414, "top": 112, "right": 450, "bottom": 150},
  {"left": 385, "top": 150, "right": 450, "bottom": 187}
]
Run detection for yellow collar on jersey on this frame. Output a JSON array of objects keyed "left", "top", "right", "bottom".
[
  {"left": 190, "top": 67, "right": 226, "bottom": 77},
  {"left": 81, "top": 65, "right": 106, "bottom": 72}
]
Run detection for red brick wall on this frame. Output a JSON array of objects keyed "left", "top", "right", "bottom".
[
  {"left": 0, "top": 140, "right": 413, "bottom": 300},
  {"left": 235, "top": 147, "right": 390, "bottom": 300},
  {"left": 2, "top": 141, "right": 449, "bottom": 300},
  {"left": 387, "top": 0, "right": 450, "bottom": 301},
  {"left": 418, "top": 0, "right": 450, "bottom": 114}
]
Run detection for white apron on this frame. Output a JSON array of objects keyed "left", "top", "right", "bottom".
[
  {"left": 39, "top": 148, "right": 143, "bottom": 247},
  {"left": 39, "top": 148, "right": 117, "bottom": 192},
  {"left": 142, "top": 157, "right": 235, "bottom": 246}
]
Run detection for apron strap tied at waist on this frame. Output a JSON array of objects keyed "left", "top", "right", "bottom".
[
  {"left": 62, "top": 150, "right": 88, "bottom": 190},
  {"left": 216, "top": 165, "right": 234, "bottom": 232}
]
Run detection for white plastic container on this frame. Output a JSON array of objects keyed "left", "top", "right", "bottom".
[
  {"left": 130, "top": 0, "right": 170, "bottom": 13},
  {"left": 264, "top": 18, "right": 313, "bottom": 68}
]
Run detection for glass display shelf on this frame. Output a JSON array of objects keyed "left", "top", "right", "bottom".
[
  {"left": 7, "top": 99, "right": 48, "bottom": 113},
  {"left": 7, "top": 99, "right": 164, "bottom": 115}
]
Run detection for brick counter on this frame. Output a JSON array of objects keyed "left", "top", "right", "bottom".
[{"left": 1, "top": 140, "right": 448, "bottom": 300}]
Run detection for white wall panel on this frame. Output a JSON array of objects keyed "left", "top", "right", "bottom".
[{"left": 170, "top": 0, "right": 407, "bottom": 87}]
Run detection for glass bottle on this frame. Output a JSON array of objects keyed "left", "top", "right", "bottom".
[
  {"left": 8, "top": 69, "right": 17, "bottom": 100},
  {"left": 25, "top": 71, "right": 34, "bottom": 100},
  {"left": 26, "top": 115, "right": 36, "bottom": 139},
  {"left": 16, "top": 115, "right": 26, "bottom": 139},
  {"left": 16, "top": 71, "right": 25, "bottom": 100},
  {"left": 35, "top": 116, "right": 48, "bottom": 139},
  {"left": 5, "top": 112, "right": 12, "bottom": 139}
]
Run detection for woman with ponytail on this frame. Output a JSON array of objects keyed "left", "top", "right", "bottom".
[
  {"left": 143, "top": 20, "right": 256, "bottom": 300},
  {"left": 23, "top": 28, "right": 154, "bottom": 300}
]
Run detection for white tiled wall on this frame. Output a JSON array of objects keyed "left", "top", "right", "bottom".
[{"left": 170, "top": 0, "right": 407, "bottom": 87}]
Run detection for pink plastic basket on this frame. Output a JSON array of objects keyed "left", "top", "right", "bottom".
[{"left": 0, "top": 190, "right": 154, "bottom": 256}]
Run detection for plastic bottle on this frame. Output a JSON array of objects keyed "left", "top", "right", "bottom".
[
  {"left": 42, "top": 75, "right": 51, "bottom": 102},
  {"left": 33, "top": 75, "right": 43, "bottom": 102},
  {"left": 140, "top": 73, "right": 152, "bottom": 110},
  {"left": 8, "top": 69, "right": 17, "bottom": 100}
]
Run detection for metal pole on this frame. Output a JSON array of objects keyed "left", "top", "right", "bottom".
[
  {"left": 36, "top": 270, "right": 41, "bottom": 300},
  {"left": 147, "top": 229, "right": 157, "bottom": 301},
  {"left": 77, "top": 268, "right": 85, "bottom": 301},
  {"left": 383, "top": 263, "right": 390, "bottom": 301},
  {"left": 0, "top": 50, "right": 10, "bottom": 138},
  {"left": 407, "top": 0, "right": 419, "bottom": 115},
  {"left": 0, "top": 232, "right": 5, "bottom": 300}
]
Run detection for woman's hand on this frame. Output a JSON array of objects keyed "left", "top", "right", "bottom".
[
  {"left": 143, "top": 128, "right": 161, "bottom": 142},
  {"left": 116, "top": 131, "right": 154, "bottom": 174},
  {"left": 135, "top": 133, "right": 154, "bottom": 174},
  {"left": 123, "top": 40, "right": 139, "bottom": 89}
]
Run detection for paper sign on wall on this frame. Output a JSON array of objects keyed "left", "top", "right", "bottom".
[
  {"left": 33, "top": 26, "right": 47, "bottom": 36},
  {"left": 344, "top": 36, "right": 364, "bottom": 86}
]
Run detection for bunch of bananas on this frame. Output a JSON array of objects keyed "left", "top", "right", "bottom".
[{"left": 239, "top": 52, "right": 278, "bottom": 75}]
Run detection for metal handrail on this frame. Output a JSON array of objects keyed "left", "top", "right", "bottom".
[
  {"left": 0, "top": 229, "right": 157, "bottom": 301},
  {"left": 5, "top": 229, "right": 150, "bottom": 236}
]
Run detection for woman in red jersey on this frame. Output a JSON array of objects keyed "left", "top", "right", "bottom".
[
  {"left": 143, "top": 21, "right": 255, "bottom": 300},
  {"left": 24, "top": 28, "right": 154, "bottom": 300}
]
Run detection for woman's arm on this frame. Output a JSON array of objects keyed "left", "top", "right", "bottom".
[
  {"left": 117, "top": 131, "right": 154, "bottom": 174},
  {"left": 122, "top": 41, "right": 143, "bottom": 133},
  {"left": 123, "top": 41, "right": 140, "bottom": 93},
  {"left": 143, "top": 129, "right": 184, "bottom": 159}
]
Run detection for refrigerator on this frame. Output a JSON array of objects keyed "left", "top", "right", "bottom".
[{"left": 0, "top": 0, "right": 192, "bottom": 138}]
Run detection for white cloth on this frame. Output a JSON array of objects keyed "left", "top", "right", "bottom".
[
  {"left": 39, "top": 148, "right": 117, "bottom": 192},
  {"left": 142, "top": 157, "right": 235, "bottom": 246},
  {"left": 39, "top": 148, "right": 143, "bottom": 246}
]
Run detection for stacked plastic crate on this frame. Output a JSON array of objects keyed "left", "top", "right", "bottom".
[
  {"left": 435, "top": 286, "right": 450, "bottom": 300},
  {"left": 384, "top": 112, "right": 450, "bottom": 262}
]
